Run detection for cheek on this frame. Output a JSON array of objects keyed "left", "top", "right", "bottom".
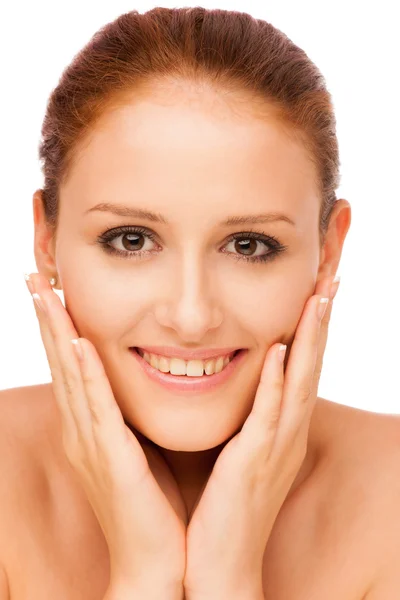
[
  {"left": 240, "top": 273, "right": 314, "bottom": 344},
  {"left": 62, "top": 271, "right": 133, "bottom": 341},
  {"left": 60, "top": 249, "right": 315, "bottom": 347},
  {"left": 60, "top": 260, "right": 163, "bottom": 344}
]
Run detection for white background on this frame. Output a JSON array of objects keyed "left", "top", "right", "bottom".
[{"left": 1, "top": 0, "right": 398, "bottom": 413}]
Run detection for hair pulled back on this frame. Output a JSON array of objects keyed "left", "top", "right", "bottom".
[{"left": 38, "top": 6, "right": 341, "bottom": 246}]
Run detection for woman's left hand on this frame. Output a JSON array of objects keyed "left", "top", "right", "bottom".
[{"left": 183, "top": 274, "right": 340, "bottom": 600}]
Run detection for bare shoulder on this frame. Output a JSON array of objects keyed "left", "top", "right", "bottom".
[
  {"left": 320, "top": 397, "right": 400, "bottom": 489},
  {"left": 318, "top": 398, "right": 400, "bottom": 598},
  {"left": 0, "top": 382, "right": 57, "bottom": 496},
  {"left": 0, "top": 384, "right": 58, "bottom": 563},
  {"left": 318, "top": 397, "right": 400, "bottom": 505},
  {"left": 0, "top": 384, "right": 112, "bottom": 598},
  {"left": 314, "top": 395, "right": 400, "bottom": 442},
  {"left": 0, "top": 383, "right": 59, "bottom": 459}
]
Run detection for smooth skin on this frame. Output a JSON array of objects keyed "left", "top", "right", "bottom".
[
  {"left": 25, "top": 272, "right": 187, "bottom": 597},
  {"left": 25, "top": 269, "right": 337, "bottom": 598},
  {"left": 2, "top": 80, "right": 399, "bottom": 599},
  {"left": 183, "top": 280, "right": 338, "bottom": 599}
]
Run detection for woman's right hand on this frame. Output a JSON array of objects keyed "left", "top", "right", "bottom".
[{"left": 25, "top": 273, "right": 187, "bottom": 594}]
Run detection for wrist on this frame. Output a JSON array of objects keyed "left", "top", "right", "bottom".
[
  {"left": 185, "top": 587, "right": 264, "bottom": 600},
  {"left": 187, "top": 594, "right": 264, "bottom": 600},
  {"left": 105, "top": 579, "right": 184, "bottom": 600},
  {"left": 185, "top": 580, "right": 264, "bottom": 600}
]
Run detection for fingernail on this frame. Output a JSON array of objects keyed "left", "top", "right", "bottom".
[
  {"left": 278, "top": 344, "right": 287, "bottom": 364},
  {"left": 329, "top": 275, "right": 341, "bottom": 300},
  {"left": 24, "top": 273, "right": 34, "bottom": 295},
  {"left": 317, "top": 297, "right": 329, "bottom": 319},
  {"left": 32, "top": 292, "right": 47, "bottom": 315},
  {"left": 71, "top": 339, "right": 84, "bottom": 362}
]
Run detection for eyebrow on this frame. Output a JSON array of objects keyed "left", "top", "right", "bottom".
[{"left": 85, "top": 202, "right": 296, "bottom": 227}]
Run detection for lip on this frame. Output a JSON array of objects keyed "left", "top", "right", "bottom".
[
  {"left": 129, "top": 347, "right": 248, "bottom": 395},
  {"left": 134, "top": 346, "right": 243, "bottom": 361}
]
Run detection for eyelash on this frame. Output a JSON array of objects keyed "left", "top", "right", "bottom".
[{"left": 97, "top": 225, "right": 288, "bottom": 265}]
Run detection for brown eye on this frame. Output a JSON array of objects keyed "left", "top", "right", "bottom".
[
  {"left": 97, "top": 226, "right": 158, "bottom": 259},
  {"left": 97, "top": 226, "right": 287, "bottom": 265},
  {"left": 223, "top": 231, "right": 287, "bottom": 264},
  {"left": 233, "top": 238, "right": 259, "bottom": 256},
  {"left": 225, "top": 235, "right": 272, "bottom": 259},
  {"left": 120, "top": 233, "right": 146, "bottom": 252}
]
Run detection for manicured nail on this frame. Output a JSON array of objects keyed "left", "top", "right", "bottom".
[
  {"left": 329, "top": 275, "right": 341, "bottom": 300},
  {"left": 32, "top": 292, "right": 47, "bottom": 315},
  {"left": 317, "top": 297, "right": 329, "bottom": 320},
  {"left": 71, "top": 339, "right": 84, "bottom": 362},
  {"left": 24, "top": 273, "right": 34, "bottom": 295},
  {"left": 278, "top": 344, "right": 287, "bottom": 364}
]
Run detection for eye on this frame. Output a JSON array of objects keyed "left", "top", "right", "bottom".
[
  {"left": 96, "top": 226, "right": 288, "bottom": 264},
  {"left": 222, "top": 231, "right": 287, "bottom": 264},
  {"left": 97, "top": 226, "right": 159, "bottom": 260}
]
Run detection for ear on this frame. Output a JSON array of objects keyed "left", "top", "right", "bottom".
[
  {"left": 317, "top": 198, "right": 352, "bottom": 282},
  {"left": 32, "top": 189, "right": 59, "bottom": 287}
]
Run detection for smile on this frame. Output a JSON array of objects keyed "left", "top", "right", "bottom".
[
  {"left": 135, "top": 347, "right": 239, "bottom": 376},
  {"left": 129, "top": 347, "right": 247, "bottom": 395}
]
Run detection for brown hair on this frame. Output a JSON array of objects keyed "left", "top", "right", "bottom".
[{"left": 38, "top": 6, "right": 340, "bottom": 246}]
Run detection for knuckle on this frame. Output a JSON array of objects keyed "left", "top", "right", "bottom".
[
  {"left": 81, "top": 370, "right": 93, "bottom": 385},
  {"left": 87, "top": 401, "right": 102, "bottom": 426},
  {"left": 271, "top": 377, "right": 284, "bottom": 396},
  {"left": 61, "top": 366, "right": 81, "bottom": 397},
  {"left": 297, "top": 382, "right": 312, "bottom": 403},
  {"left": 62, "top": 377, "right": 77, "bottom": 398},
  {"left": 47, "top": 342, "right": 82, "bottom": 394},
  {"left": 64, "top": 433, "right": 95, "bottom": 474},
  {"left": 50, "top": 362, "right": 63, "bottom": 383},
  {"left": 267, "top": 406, "right": 281, "bottom": 430}
]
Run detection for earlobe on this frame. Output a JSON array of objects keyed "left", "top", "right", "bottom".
[{"left": 32, "top": 190, "right": 60, "bottom": 284}]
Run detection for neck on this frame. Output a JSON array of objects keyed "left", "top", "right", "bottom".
[
  {"left": 157, "top": 442, "right": 226, "bottom": 486},
  {"left": 154, "top": 397, "right": 324, "bottom": 515}
]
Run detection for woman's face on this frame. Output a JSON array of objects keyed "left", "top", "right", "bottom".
[{"left": 40, "top": 84, "right": 335, "bottom": 451}]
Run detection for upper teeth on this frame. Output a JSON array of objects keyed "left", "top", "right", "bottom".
[{"left": 136, "top": 349, "right": 237, "bottom": 376}]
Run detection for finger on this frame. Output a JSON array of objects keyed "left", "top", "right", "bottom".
[
  {"left": 31, "top": 274, "right": 96, "bottom": 445},
  {"left": 74, "top": 337, "right": 150, "bottom": 487},
  {"left": 28, "top": 275, "right": 78, "bottom": 443},
  {"left": 31, "top": 274, "right": 131, "bottom": 456},
  {"left": 309, "top": 295, "right": 333, "bottom": 400},
  {"left": 241, "top": 343, "right": 286, "bottom": 455},
  {"left": 274, "top": 293, "right": 328, "bottom": 449},
  {"left": 309, "top": 276, "right": 340, "bottom": 402},
  {"left": 77, "top": 337, "right": 135, "bottom": 443}
]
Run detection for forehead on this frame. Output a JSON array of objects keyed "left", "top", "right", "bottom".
[{"left": 63, "top": 83, "right": 320, "bottom": 228}]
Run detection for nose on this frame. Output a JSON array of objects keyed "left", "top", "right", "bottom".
[{"left": 153, "top": 254, "right": 223, "bottom": 343}]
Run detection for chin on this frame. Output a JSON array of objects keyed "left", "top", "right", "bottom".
[{"left": 135, "top": 421, "right": 238, "bottom": 452}]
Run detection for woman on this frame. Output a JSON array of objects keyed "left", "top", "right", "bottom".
[{"left": 0, "top": 6, "right": 398, "bottom": 599}]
